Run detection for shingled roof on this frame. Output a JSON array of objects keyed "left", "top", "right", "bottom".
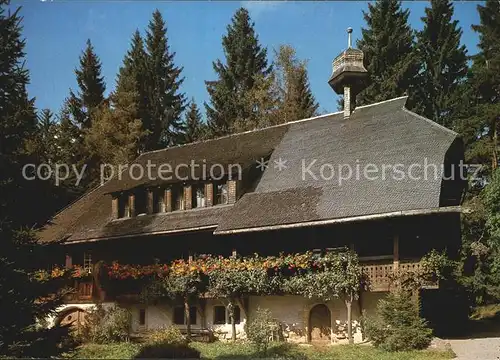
[{"left": 38, "top": 96, "right": 464, "bottom": 243}]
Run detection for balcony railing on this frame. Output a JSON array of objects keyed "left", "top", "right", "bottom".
[
  {"left": 64, "top": 280, "right": 94, "bottom": 302},
  {"left": 361, "top": 260, "right": 438, "bottom": 292}
]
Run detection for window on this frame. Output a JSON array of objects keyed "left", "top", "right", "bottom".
[
  {"left": 134, "top": 189, "right": 147, "bottom": 215},
  {"left": 192, "top": 185, "right": 206, "bottom": 208},
  {"left": 214, "top": 181, "right": 228, "bottom": 205},
  {"left": 153, "top": 188, "right": 165, "bottom": 213},
  {"left": 213, "top": 305, "right": 240, "bottom": 325},
  {"left": 213, "top": 306, "right": 226, "bottom": 325},
  {"left": 172, "top": 186, "right": 184, "bottom": 211},
  {"left": 118, "top": 194, "right": 129, "bottom": 218},
  {"left": 189, "top": 306, "right": 198, "bottom": 324},
  {"left": 173, "top": 306, "right": 184, "bottom": 325},
  {"left": 173, "top": 306, "right": 197, "bottom": 325},
  {"left": 139, "top": 308, "right": 146, "bottom": 326},
  {"left": 83, "top": 252, "right": 92, "bottom": 272}
]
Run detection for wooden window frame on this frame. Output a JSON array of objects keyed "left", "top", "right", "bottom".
[
  {"left": 213, "top": 181, "right": 228, "bottom": 206},
  {"left": 192, "top": 184, "right": 206, "bottom": 208}
]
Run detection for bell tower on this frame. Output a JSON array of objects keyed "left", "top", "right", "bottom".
[{"left": 328, "top": 28, "right": 368, "bottom": 118}]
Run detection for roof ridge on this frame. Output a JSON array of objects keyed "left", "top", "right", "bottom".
[
  {"left": 354, "top": 95, "right": 408, "bottom": 111},
  {"left": 402, "top": 107, "right": 458, "bottom": 137},
  {"left": 138, "top": 96, "right": 417, "bottom": 158},
  {"left": 139, "top": 111, "right": 343, "bottom": 156}
]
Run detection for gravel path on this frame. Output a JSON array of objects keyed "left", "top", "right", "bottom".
[{"left": 447, "top": 337, "right": 500, "bottom": 360}]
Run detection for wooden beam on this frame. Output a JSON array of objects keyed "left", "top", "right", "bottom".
[
  {"left": 393, "top": 233, "right": 400, "bottom": 271},
  {"left": 65, "top": 254, "right": 72, "bottom": 269}
]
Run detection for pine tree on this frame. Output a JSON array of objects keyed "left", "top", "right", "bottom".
[
  {"left": 144, "top": 10, "right": 186, "bottom": 150},
  {"left": 0, "top": 1, "right": 72, "bottom": 356},
  {"left": 30, "top": 109, "right": 58, "bottom": 164},
  {"left": 456, "top": 0, "right": 500, "bottom": 176},
  {"left": 414, "top": 0, "right": 468, "bottom": 127},
  {"left": 183, "top": 99, "right": 206, "bottom": 144},
  {"left": 68, "top": 39, "right": 106, "bottom": 129},
  {"left": 85, "top": 76, "right": 147, "bottom": 166},
  {"left": 357, "top": 0, "right": 419, "bottom": 106},
  {"left": 205, "top": 7, "right": 272, "bottom": 136},
  {"left": 117, "top": 30, "right": 149, "bottom": 151},
  {"left": 273, "top": 45, "right": 318, "bottom": 123}
]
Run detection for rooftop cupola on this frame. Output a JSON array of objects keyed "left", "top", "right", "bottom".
[{"left": 328, "top": 27, "right": 368, "bottom": 119}]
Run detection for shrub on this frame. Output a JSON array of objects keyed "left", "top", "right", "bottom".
[
  {"left": 80, "top": 304, "right": 131, "bottom": 344},
  {"left": 146, "top": 326, "right": 186, "bottom": 345},
  {"left": 245, "top": 307, "right": 278, "bottom": 354},
  {"left": 364, "top": 291, "right": 433, "bottom": 351},
  {"left": 134, "top": 343, "right": 201, "bottom": 359}
]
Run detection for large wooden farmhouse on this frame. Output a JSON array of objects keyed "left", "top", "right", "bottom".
[{"left": 39, "top": 34, "right": 466, "bottom": 343}]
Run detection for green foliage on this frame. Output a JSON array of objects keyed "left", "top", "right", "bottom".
[
  {"left": 80, "top": 305, "right": 131, "bottom": 344},
  {"left": 364, "top": 291, "right": 433, "bottom": 351},
  {"left": 357, "top": 0, "right": 419, "bottom": 106},
  {"left": 146, "top": 326, "right": 185, "bottom": 345},
  {"left": 182, "top": 99, "right": 207, "bottom": 143},
  {"left": 68, "top": 39, "right": 106, "bottom": 130},
  {"left": 144, "top": 10, "right": 186, "bottom": 149},
  {"left": 244, "top": 307, "right": 277, "bottom": 355},
  {"left": 72, "top": 341, "right": 454, "bottom": 360},
  {"left": 0, "top": 2, "right": 74, "bottom": 356},
  {"left": 283, "top": 251, "right": 363, "bottom": 302},
  {"left": 273, "top": 44, "right": 319, "bottom": 123},
  {"left": 205, "top": 7, "right": 272, "bottom": 136},
  {"left": 414, "top": 0, "right": 468, "bottom": 127},
  {"left": 71, "top": 342, "right": 142, "bottom": 359},
  {"left": 84, "top": 77, "right": 148, "bottom": 166}
]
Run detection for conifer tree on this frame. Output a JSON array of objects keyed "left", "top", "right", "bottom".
[
  {"left": 357, "top": 0, "right": 419, "bottom": 106},
  {"left": 183, "top": 99, "right": 206, "bottom": 144},
  {"left": 144, "top": 10, "right": 186, "bottom": 150},
  {"left": 0, "top": 2, "right": 72, "bottom": 356},
  {"left": 205, "top": 7, "right": 272, "bottom": 136},
  {"left": 32, "top": 109, "right": 58, "bottom": 164},
  {"left": 68, "top": 39, "right": 106, "bottom": 129},
  {"left": 273, "top": 45, "right": 318, "bottom": 123},
  {"left": 456, "top": 0, "right": 500, "bottom": 176},
  {"left": 85, "top": 76, "right": 147, "bottom": 166},
  {"left": 116, "top": 30, "right": 149, "bottom": 151},
  {"left": 414, "top": 0, "right": 468, "bottom": 127}
]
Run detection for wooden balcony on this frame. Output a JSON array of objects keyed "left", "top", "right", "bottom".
[
  {"left": 63, "top": 279, "right": 95, "bottom": 303},
  {"left": 361, "top": 260, "right": 438, "bottom": 292}
]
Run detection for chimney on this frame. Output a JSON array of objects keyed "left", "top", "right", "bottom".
[{"left": 328, "top": 27, "right": 368, "bottom": 119}]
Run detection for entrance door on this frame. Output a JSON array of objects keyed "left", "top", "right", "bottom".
[
  {"left": 309, "top": 304, "right": 331, "bottom": 343},
  {"left": 59, "top": 308, "right": 87, "bottom": 335}
]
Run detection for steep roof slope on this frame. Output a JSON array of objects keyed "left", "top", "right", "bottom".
[
  {"left": 38, "top": 97, "right": 462, "bottom": 243},
  {"left": 215, "top": 97, "right": 460, "bottom": 233}
]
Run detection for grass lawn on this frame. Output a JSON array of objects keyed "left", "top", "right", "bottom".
[{"left": 69, "top": 342, "right": 455, "bottom": 360}]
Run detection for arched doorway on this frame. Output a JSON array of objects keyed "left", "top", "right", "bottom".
[
  {"left": 309, "top": 304, "right": 331, "bottom": 343},
  {"left": 58, "top": 308, "right": 87, "bottom": 335}
]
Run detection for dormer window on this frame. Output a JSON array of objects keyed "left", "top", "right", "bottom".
[
  {"left": 118, "top": 193, "right": 130, "bottom": 218},
  {"left": 153, "top": 188, "right": 165, "bottom": 213},
  {"left": 172, "top": 186, "right": 184, "bottom": 211},
  {"left": 192, "top": 184, "right": 206, "bottom": 208},
  {"left": 134, "top": 189, "right": 147, "bottom": 216},
  {"left": 214, "top": 181, "right": 228, "bottom": 205}
]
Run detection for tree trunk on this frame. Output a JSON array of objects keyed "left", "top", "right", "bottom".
[
  {"left": 228, "top": 300, "right": 236, "bottom": 341},
  {"left": 184, "top": 298, "right": 191, "bottom": 341},
  {"left": 345, "top": 295, "right": 353, "bottom": 344}
]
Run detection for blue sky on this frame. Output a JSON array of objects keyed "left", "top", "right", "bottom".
[{"left": 12, "top": 0, "right": 482, "bottom": 116}]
